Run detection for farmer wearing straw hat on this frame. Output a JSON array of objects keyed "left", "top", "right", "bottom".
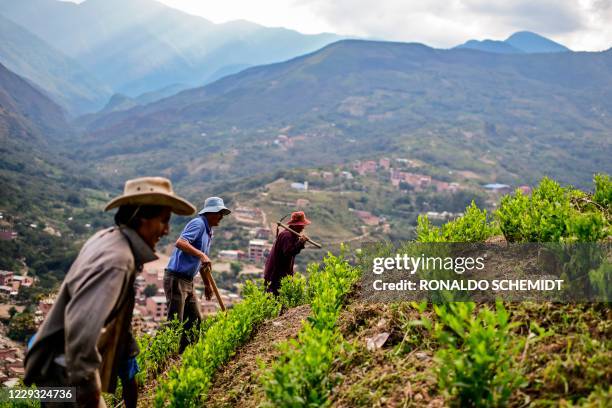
[
  {"left": 264, "top": 211, "right": 310, "bottom": 295},
  {"left": 164, "top": 196, "right": 231, "bottom": 351},
  {"left": 24, "top": 177, "right": 195, "bottom": 408}
]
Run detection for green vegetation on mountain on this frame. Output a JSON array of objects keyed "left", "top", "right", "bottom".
[
  {"left": 76, "top": 40, "right": 611, "bottom": 190},
  {"left": 496, "top": 175, "right": 610, "bottom": 243},
  {"left": 416, "top": 174, "right": 610, "bottom": 244},
  {"left": 261, "top": 252, "right": 360, "bottom": 407},
  {"left": 0, "top": 63, "right": 110, "bottom": 294}
]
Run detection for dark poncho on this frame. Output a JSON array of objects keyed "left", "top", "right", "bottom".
[{"left": 263, "top": 229, "right": 305, "bottom": 295}]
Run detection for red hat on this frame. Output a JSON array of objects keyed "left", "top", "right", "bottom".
[{"left": 287, "top": 211, "right": 311, "bottom": 226}]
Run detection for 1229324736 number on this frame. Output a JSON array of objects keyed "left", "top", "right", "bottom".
[{"left": 1, "top": 387, "right": 76, "bottom": 403}]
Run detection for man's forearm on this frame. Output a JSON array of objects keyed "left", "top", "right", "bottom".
[
  {"left": 176, "top": 238, "right": 209, "bottom": 261},
  {"left": 199, "top": 265, "right": 214, "bottom": 300}
]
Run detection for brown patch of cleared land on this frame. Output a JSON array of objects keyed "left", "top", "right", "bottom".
[
  {"left": 0, "top": 304, "right": 25, "bottom": 319},
  {"left": 457, "top": 170, "right": 484, "bottom": 181},
  {"left": 330, "top": 303, "right": 445, "bottom": 407}
]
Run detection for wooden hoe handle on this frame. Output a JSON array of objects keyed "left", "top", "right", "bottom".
[
  {"left": 276, "top": 222, "right": 322, "bottom": 248},
  {"left": 201, "top": 264, "right": 226, "bottom": 311}
]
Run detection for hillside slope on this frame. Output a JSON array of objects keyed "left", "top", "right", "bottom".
[
  {"left": 182, "top": 301, "right": 608, "bottom": 407},
  {"left": 0, "top": 61, "right": 69, "bottom": 165},
  {"left": 133, "top": 176, "right": 610, "bottom": 407},
  {"left": 0, "top": 14, "right": 111, "bottom": 115},
  {"left": 0, "top": 63, "right": 107, "bottom": 279},
  {"left": 80, "top": 40, "right": 612, "bottom": 189}
]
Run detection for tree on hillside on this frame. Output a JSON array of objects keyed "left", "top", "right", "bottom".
[
  {"left": 230, "top": 262, "right": 242, "bottom": 275},
  {"left": 144, "top": 284, "right": 158, "bottom": 298},
  {"left": 8, "top": 312, "right": 37, "bottom": 342}
]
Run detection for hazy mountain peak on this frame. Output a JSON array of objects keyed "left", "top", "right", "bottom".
[
  {"left": 0, "top": 0, "right": 341, "bottom": 101},
  {"left": 454, "top": 31, "right": 570, "bottom": 54},
  {"left": 505, "top": 31, "right": 570, "bottom": 53}
]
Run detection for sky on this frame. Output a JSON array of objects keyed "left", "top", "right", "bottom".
[{"left": 63, "top": 0, "right": 612, "bottom": 51}]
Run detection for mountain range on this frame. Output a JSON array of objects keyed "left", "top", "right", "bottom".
[
  {"left": 1, "top": 0, "right": 610, "bottom": 199},
  {"left": 455, "top": 31, "right": 570, "bottom": 54},
  {"left": 1, "top": 0, "right": 610, "bottom": 306},
  {"left": 0, "top": 0, "right": 342, "bottom": 113},
  {"left": 72, "top": 40, "right": 611, "bottom": 190},
  {"left": 0, "top": 0, "right": 580, "bottom": 119}
]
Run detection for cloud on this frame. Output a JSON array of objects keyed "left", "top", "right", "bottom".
[
  {"left": 292, "top": 0, "right": 610, "bottom": 50},
  {"left": 289, "top": 0, "right": 471, "bottom": 46},
  {"left": 461, "top": 0, "right": 584, "bottom": 34},
  {"left": 553, "top": 0, "right": 612, "bottom": 50},
  {"left": 66, "top": 0, "right": 611, "bottom": 50}
]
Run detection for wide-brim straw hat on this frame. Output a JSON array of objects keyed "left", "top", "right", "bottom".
[
  {"left": 287, "top": 211, "right": 311, "bottom": 226},
  {"left": 104, "top": 177, "right": 196, "bottom": 216}
]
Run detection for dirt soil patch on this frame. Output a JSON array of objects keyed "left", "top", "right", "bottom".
[
  {"left": 206, "top": 304, "right": 311, "bottom": 408},
  {"left": 330, "top": 302, "right": 444, "bottom": 407}
]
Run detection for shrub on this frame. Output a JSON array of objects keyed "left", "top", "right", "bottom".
[
  {"left": 261, "top": 252, "right": 360, "bottom": 407},
  {"left": 7, "top": 312, "right": 37, "bottom": 342},
  {"left": 417, "top": 201, "right": 496, "bottom": 243},
  {"left": 278, "top": 273, "right": 307, "bottom": 309},
  {"left": 261, "top": 326, "right": 342, "bottom": 407},
  {"left": 135, "top": 319, "right": 184, "bottom": 385},
  {"left": 434, "top": 301, "right": 525, "bottom": 407},
  {"left": 495, "top": 190, "right": 530, "bottom": 243},
  {"left": 496, "top": 176, "right": 608, "bottom": 243},
  {"left": 593, "top": 173, "right": 611, "bottom": 210},
  {"left": 155, "top": 281, "right": 280, "bottom": 407}
]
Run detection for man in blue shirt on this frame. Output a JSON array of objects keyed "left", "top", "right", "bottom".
[{"left": 164, "top": 196, "right": 231, "bottom": 351}]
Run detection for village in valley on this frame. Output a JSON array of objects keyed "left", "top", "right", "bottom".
[{"left": 0, "top": 156, "right": 533, "bottom": 386}]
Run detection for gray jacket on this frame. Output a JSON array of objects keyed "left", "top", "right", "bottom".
[{"left": 24, "top": 226, "right": 157, "bottom": 394}]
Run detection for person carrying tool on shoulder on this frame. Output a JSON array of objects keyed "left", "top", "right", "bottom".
[
  {"left": 24, "top": 177, "right": 195, "bottom": 408},
  {"left": 264, "top": 211, "right": 311, "bottom": 295},
  {"left": 164, "top": 196, "right": 231, "bottom": 351}
]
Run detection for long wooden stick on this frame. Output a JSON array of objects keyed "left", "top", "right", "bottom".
[
  {"left": 200, "top": 264, "right": 226, "bottom": 311},
  {"left": 276, "top": 222, "right": 322, "bottom": 248}
]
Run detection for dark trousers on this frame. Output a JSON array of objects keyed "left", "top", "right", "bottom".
[{"left": 163, "top": 271, "right": 202, "bottom": 352}]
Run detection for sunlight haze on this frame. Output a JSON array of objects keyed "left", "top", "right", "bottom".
[{"left": 59, "top": 0, "right": 612, "bottom": 51}]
